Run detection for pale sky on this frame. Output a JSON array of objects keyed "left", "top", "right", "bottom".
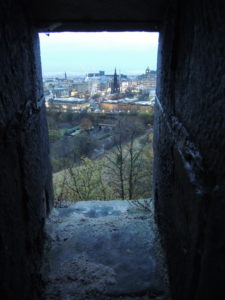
[{"left": 39, "top": 32, "right": 159, "bottom": 76}]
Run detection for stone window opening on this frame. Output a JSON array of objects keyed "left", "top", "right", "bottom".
[
  {"left": 38, "top": 31, "right": 170, "bottom": 299},
  {"left": 38, "top": 31, "right": 158, "bottom": 205}
]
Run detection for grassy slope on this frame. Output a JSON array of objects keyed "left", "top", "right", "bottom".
[{"left": 53, "top": 132, "right": 153, "bottom": 202}]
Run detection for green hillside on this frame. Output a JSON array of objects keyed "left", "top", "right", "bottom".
[{"left": 53, "top": 132, "right": 153, "bottom": 202}]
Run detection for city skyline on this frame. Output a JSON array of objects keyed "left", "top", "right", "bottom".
[{"left": 39, "top": 32, "right": 159, "bottom": 76}]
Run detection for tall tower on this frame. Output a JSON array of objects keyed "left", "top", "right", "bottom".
[
  {"left": 111, "top": 68, "right": 120, "bottom": 94},
  {"left": 64, "top": 72, "right": 67, "bottom": 80},
  {"left": 145, "top": 66, "right": 150, "bottom": 77}
]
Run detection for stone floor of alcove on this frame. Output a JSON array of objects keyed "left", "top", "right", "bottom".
[{"left": 41, "top": 200, "right": 170, "bottom": 300}]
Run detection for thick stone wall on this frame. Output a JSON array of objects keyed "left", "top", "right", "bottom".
[
  {"left": 0, "top": 1, "right": 53, "bottom": 299},
  {"left": 21, "top": 0, "right": 166, "bottom": 31},
  {"left": 1, "top": 0, "right": 225, "bottom": 299},
  {"left": 154, "top": 1, "right": 225, "bottom": 299}
]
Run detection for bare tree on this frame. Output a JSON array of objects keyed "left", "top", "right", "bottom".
[
  {"left": 66, "top": 157, "right": 95, "bottom": 201},
  {"left": 127, "top": 130, "right": 144, "bottom": 199},
  {"left": 61, "top": 157, "right": 115, "bottom": 202},
  {"left": 104, "top": 117, "right": 146, "bottom": 200},
  {"left": 104, "top": 132, "right": 127, "bottom": 199}
]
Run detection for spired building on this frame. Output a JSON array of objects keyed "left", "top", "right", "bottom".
[
  {"left": 137, "top": 67, "right": 157, "bottom": 89},
  {"left": 111, "top": 68, "right": 120, "bottom": 94},
  {"left": 145, "top": 66, "right": 151, "bottom": 77}
]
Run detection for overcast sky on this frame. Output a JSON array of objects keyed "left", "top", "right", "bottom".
[{"left": 39, "top": 32, "right": 159, "bottom": 76}]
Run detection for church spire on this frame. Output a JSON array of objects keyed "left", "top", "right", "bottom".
[
  {"left": 111, "top": 68, "right": 120, "bottom": 94},
  {"left": 145, "top": 66, "right": 150, "bottom": 76}
]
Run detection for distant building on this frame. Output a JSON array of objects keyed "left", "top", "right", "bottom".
[
  {"left": 72, "top": 82, "right": 89, "bottom": 94},
  {"left": 53, "top": 87, "right": 70, "bottom": 98},
  {"left": 145, "top": 66, "right": 151, "bottom": 77},
  {"left": 137, "top": 67, "right": 157, "bottom": 89},
  {"left": 100, "top": 99, "right": 153, "bottom": 113},
  {"left": 87, "top": 70, "right": 105, "bottom": 78},
  {"left": 46, "top": 97, "right": 90, "bottom": 112}
]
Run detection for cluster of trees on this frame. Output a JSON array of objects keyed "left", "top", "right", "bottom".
[
  {"left": 54, "top": 157, "right": 114, "bottom": 202},
  {"left": 47, "top": 109, "right": 153, "bottom": 132},
  {"left": 47, "top": 110, "right": 154, "bottom": 173},
  {"left": 46, "top": 109, "right": 154, "bottom": 201},
  {"left": 104, "top": 120, "right": 152, "bottom": 200},
  {"left": 54, "top": 118, "right": 153, "bottom": 202},
  {"left": 51, "top": 132, "right": 97, "bottom": 172}
]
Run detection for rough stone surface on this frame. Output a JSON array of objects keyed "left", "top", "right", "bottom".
[
  {"left": 0, "top": 1, "right": 53, "bottom": 299},
  {"left": 21, "top": 0, "right": 168, "bottom": 31},
  {"left": 154, "top": 1, "right": 225, "bottom": 300},
  {"left": 42, "top": 200, "right": 170, "bottom": 300},
  {"left": 1, "top": 1, "right": 225, "bottom": 299}
]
